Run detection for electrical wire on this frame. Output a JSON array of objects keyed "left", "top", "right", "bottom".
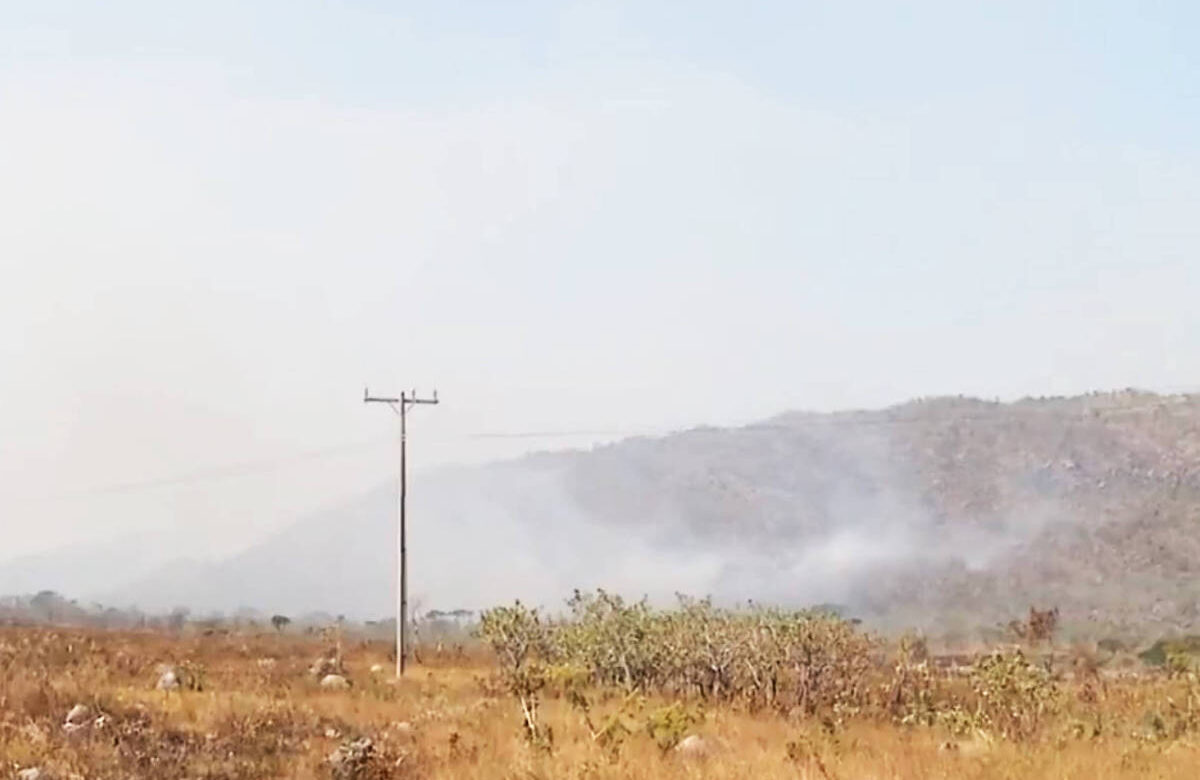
[{"left": 10, "top": 392, "right": 1199, "bottom": 501}]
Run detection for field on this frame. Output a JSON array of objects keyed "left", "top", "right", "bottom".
[{"left": 4, "top": 608, "right": 1200, "bottom": 779}]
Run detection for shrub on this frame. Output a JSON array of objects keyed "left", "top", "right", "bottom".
[
  {"left": 968, "top": 648, "right": 1060, "bottom": 741},
  {"left": 480, "top": 591, "right": 876, "bottom": 723},
  {"left": 477, "top": 601, "right": 553, "bottom": 749}
]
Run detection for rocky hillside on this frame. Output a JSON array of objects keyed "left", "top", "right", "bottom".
[
  {"left": 550, "top": 390, "right": 1200, "bottom": 634},
  {"left": 91, "top": 390, "right": 1200, "bottom": 636}
]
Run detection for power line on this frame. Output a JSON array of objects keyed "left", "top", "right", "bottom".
[
  {"left": 10, "top": 393, "right": 1198, "bottom": 503},
  {"left": 5, "top": 429, "right": 646, "bottom": 505},
  {"left": 463, "top": 428, "right": 658, "bottom": 439},
  {"left": 9, "top": 437, "right": 394, "bottom": 504}
]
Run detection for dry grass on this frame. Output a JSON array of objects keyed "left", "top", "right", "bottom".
[{"left": 2, "top": 626, "right": 1200, "bottom": 779}]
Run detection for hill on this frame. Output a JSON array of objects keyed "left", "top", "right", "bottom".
[{"left": 81, "top": 390, "right": 1200, "bottom": 634}]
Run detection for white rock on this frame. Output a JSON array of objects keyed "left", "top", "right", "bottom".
[
  {"left": 156, "top": 669, "right": 180, "bottom": 690},
  {"left": 675, "top": 734, "right": 710, "bottom": 758},
  {"left": 320, "top": 674, "right": 350, "bottom": 690},
  {"left": 65, "top": 704, "right": 90, "bottom": 725},
  {"left": 17, "top": 768, "right": 48, "bottom": 780},
  {"left": 62, "top": 721, "right": 88, "bottom": 738},
  {"left": 369, "top": 663, "right": 385, "bottom": 674}
]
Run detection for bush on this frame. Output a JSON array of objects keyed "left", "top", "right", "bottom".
[
  {"left": 1139, "top": 636, "right": 1200, "bottom": 669},
  {"left": 967, "top": 648, "right": 1060, "bottom": 741},
  {"left": 477, "top": 602, "right": 553, "bottom": 749},
  {"left": 480, "top": 591, "right": 876, "bottom": 721}
]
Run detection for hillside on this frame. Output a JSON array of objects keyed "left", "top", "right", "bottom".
[{"left": 87, "top": 390, "right": 1200, "bottom": 634}]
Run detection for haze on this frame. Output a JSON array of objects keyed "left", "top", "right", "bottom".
[{"left": 3, "top": 1, "right": 1199, "bottom": 585}]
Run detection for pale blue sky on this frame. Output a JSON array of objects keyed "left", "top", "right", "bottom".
[{"left": 2, "top": 1, "right": 1199, "bottom": 556}]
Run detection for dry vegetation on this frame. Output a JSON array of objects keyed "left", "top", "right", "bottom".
[{"left": 5, "top": 596, "right": 1200, "bottom": 779}]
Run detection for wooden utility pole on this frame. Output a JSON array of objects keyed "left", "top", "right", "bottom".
[{"left": 364, "top": 387, "right": 439, "bottom": 677}]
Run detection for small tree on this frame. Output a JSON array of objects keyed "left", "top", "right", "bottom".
[
  {"left": 478, "top": 601, "right": 554, "bottom": 749},
  {"left": 271, "top": 614, "right": 291, "bottom": 633},
  {"left": 166, "top": 607, "right": 190, "bottom": 633},
  {"left": 1008, "top": 606, "right": 1060, "bottom": 646},
  {"left": 29, "top": 590, "right": 62, "bottom": 622},
  {"left": 1027, "top": 606, "right": 1059, "bottom": 645}
]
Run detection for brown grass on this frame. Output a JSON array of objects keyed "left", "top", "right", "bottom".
[{"left": 2, "top": 626, "right": 1199, "bottom": 779}]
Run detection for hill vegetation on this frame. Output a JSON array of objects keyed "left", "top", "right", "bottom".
[{"left": 546, "top": 389, "right": 1200, "bottom": 637}]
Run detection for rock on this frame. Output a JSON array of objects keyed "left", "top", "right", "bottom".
[
  {"left": 65, "top": 703, "right": 90, "bottom": 725},
  {"left": 62, "top": 704, "right": 93, "bottom": 738},
  {"left": 320, "top": 674, "right": 350, "bottom": 690},
  {"left": 325, "top": 727, "right": 341, "bottom": 739},
  {"left": 369, "top": 663, "right": 385, "bottom": 674},
  {"left": 674, "top": 734, "right": 710, "bottom": 758},
  {"left": 17, "top": 768, "right": 49, "bottom": 780},
  {"left": 390, "top": 721, "right": 414, "bottom": 738},
  {"left": 62, "top": 721, "right": 88, "bottom": 739},
  {"left": 156, "top": 669, "right": 180, "bottom": 690}
]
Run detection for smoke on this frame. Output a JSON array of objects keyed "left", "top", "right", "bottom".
[
  {"left": 402, "top": 423, "right": 974, "bottom": 616},
  {"left": 407, "top": 462, "right": 729, "bottom": 613},
  {"left": 401, "top": 414, "right": 1097, "bottom": 621}
]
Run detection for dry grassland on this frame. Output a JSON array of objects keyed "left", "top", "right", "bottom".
[{"left": 3, "top": 625, "right": 1199, "bottom": 779}]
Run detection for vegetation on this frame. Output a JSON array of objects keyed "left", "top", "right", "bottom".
[
  {"left": 7, "top": 593, "right": 1200, "bottom": 778},
  {"left": 546, "top": 390, "right": 1200, "bottom": 634}
]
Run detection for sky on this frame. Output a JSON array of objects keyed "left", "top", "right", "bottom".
[{"left": 2, "top": 1, "right": 1200, "bottom": 560}]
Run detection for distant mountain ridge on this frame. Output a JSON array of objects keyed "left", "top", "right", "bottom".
[{"left": 19, "top": 390, "right": 1200, "bottom": 634}]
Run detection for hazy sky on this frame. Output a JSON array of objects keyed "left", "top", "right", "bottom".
[{"left": 3, "top": 1, "right": 1199, "bottom": 559}]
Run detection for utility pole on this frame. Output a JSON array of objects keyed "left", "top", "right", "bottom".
[{"left": 364, "top": 387, "right": 439, "bottom": 677}]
